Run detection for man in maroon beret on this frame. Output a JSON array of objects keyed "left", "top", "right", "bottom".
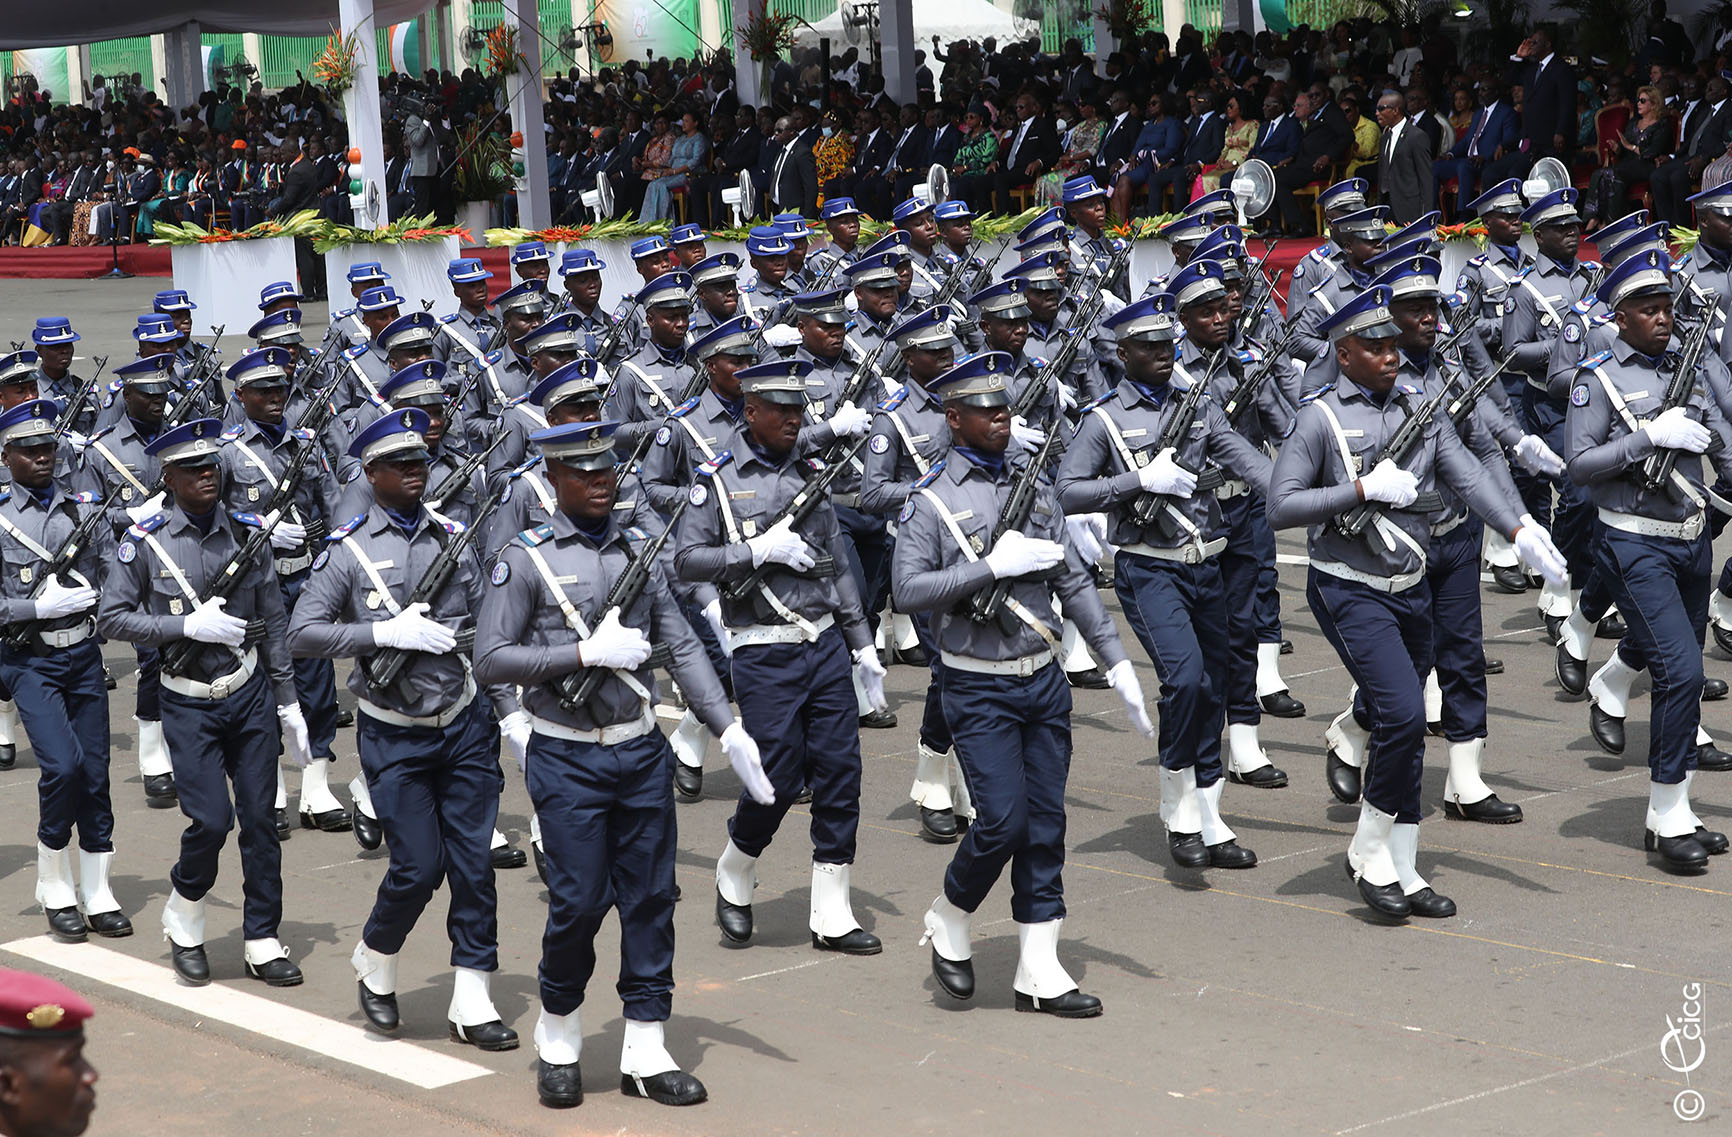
[{"left": 0, "top": 968, "right": 97, "bottom": 1137}]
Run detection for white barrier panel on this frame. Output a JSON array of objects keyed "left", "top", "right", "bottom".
[{"left": 172, "top": 237, "right": 299, "bottom": 337}]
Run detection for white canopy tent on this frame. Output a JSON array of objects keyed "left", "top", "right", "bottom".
[{"left": 792, "top": 0, "right": 1038, "bottom": 53}]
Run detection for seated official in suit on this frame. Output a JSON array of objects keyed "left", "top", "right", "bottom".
[
  {"left": 1433, "top": 79, "right": 1518, "bottom": 216},
  {"left": 1110, "top": 92, "right": 1184, "bottom": 221}
]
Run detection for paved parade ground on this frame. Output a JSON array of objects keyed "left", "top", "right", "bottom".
[{"left": 0, "top": 279, "right": 1724, "bottom": 1136}]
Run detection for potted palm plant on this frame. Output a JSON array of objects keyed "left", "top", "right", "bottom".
[{"left": 451, "top": 122, "right": 512, "bottom": 235}]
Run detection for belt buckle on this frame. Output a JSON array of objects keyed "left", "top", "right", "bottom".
[
  {"left": 1182, "top": 544, "right": 1201, "bottom": 565},
  {"left": 209, "top": 673, "right": 236, "bottom": 700}
]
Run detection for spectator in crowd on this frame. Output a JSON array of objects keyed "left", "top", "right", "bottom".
[{"left": 1198, "top": 91, "right": 1258, "bottom": 195}]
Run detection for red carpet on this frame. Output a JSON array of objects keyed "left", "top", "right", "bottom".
[{"left": 0, "top": 243, "right": 174, "bottom": 277}]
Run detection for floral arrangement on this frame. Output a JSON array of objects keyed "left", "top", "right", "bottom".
[
  {"left": 453, "top": 123, "right": 514, "bottom": 204},
  {"left": 149, "top": 210, "right": 324, "bottom": 246},
  {"left": 1096, "top": 0, "right": 1156, "bottom": 42},
  {"left": 740, "top": 3, "right": 807, "bottom": 62},
  {"left": 484, "top": 217, "right": 670, "bottom": 246},
  {"left": 312, "top": 214, "right": 472, "bottom": 254},
  {"left": 311, "top": 26, "right": 361, "bottom": 96},
  {"left": 485, "top": 25, "right": 527, "bottom": 77},
  {"left": 1435, "top": 220, "right": 1490, "bottom": 246}
]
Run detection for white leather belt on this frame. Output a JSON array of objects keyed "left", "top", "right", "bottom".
[
  {"left": 1430, "top": 511, "right": 1468, "bottom": 539},
  {"left": 1215, "top": 478, "right": 1249, "bottom": 500},
  {"left": 358, "top": 678, "right": 476, "bottom": 729},
  {"left": 275, "top": 550, "right": 314, "bottom": 576},
  {"left": 529, "top": 706, "right": 657, "bottom": 745},
  {"left": 1311, "top": 559, "right": 1425, "bottom": 594},
  {"left": 940, "top": 649, "right": 1054, "bottom": 676},
  {"left": 1599, "top": 507, "right": 1705, "bottom": 541},
  {"left": 161, "top": 648, "right": 258, "bottom": 700},
  {"left": 1119, "top": 538, "right": 1227, "bottom": 564},
  {"left": 37, "top": 619, "right": 94, "bottom": 649},
  {"left": 727, "top": 611, "right": 835, "bottom": 650}
]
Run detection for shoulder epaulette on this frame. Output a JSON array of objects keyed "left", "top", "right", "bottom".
[
  {"left": 220, "top": 423, "right": 245, "bottom": 441},
  {"left": 670, "top": 396, "right": 701, "bottom": 418},
  {"left": 1030, "top": 356, "right": 1049, "bottom": 369},
  {"left": 483, "top": 349, "right": 504, "bottom": 366},
  {"left": 68, "top": 490, "right": 100, "bottom": 506},
  {"left": 1579, "top": 349, "right": 1614, "bottom": 370},
  {"left": 740, "top": 278, "right": 757, "bottom": 293},
  {"left": 696, "top": 450, "right": 734, "bottom": 478},
  {"left": 803, "top": 456, "right": 828, "bottom": 475},
  {"left": 517, "top": 523, "right": 555, "bottom": 547},
  {"left": 105, "top": 378, "right": 123, "bottom": 395},
  {"left": 505, "top": 393, "right": 531, "bottom": 408},
  {"left": 1571, "top": 298, "right": 1594, "bottom": 315},
  {"left": 89, "top": 424, "right": 116, "bottom": 442},
  {"left": 624, "top": 525, "right": 649, "bottom": 542},
  {"left": 291, "top": 427, "right": 315, "bottom": 443},
  {"left": 1396, "top": 383, "right": 1423, "bottom": 397},
  {"left": 125, "top": 513, "right": 167, "bottom": 538},
  {"left": 229, "top": 509, "right": 265, "bottom": 527},
  {"left": 1468, "top": 253, "right": 1488, "bottom": 267},
  {"left": 335, "top": 306, "right": 356, "bottom": 319},
  {"left": 881, "top": 387, "right": 909, "bottom": 411},
  {"left": 439, "top": 312, "right": 460, "bottom": 324},
  {"left": 911, "top": 460, "right": 946, "bottom": 490},
  {"left": 1591, "top": 311, "right": 1616, "bottom": 326},
  {"left": 1581, "top": 259, "right": 1602, "bottom": 270},
  {"left": 343, "top": 343, "right": 369, "bottom": 360},
  {"left": 1300, "top": 384, "right": 1335, "bottom": 405},
  {"left": 508, "top": 457, "right": 540, "bottom": 479},
  {"left": 327, "top": 512, "right": 367, "bottom": 541},
  {"left": 1081, "top": 391, "right": 1115, "bottom": 412}
]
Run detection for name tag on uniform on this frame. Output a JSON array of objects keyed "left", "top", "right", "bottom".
[
  {"left": 911, "top": 434, "right": 929, "bottom": 444},
  {"left": 613, "top": 499, "right": 637, "bottom": 511},
  {"left": 1122, "top": 428, "right": 1148, "bottom": 439},
  {"left": 728, "top": 490, "right": 755, "bottom": 500},
  {"left": 554, "top": 575, "right": 580, "bottom": 585},
  {"left": 1627, "top": 389, "right": 1649, "bottom": 400},
  {"left": 1342, "top": 429, "right": 1364, "bottom": 438},
  {"left": 951, "top": 509, "right": 974, "bottom": 521}
]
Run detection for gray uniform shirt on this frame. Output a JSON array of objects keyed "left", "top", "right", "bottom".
[
  {"left": 1502, "top": 254, "right": 1599, "bottom": 384},
  {"left": 860, "top": 378, "right": 949, "bottom": 516},
  {"left": 0, "top": 486, "right": 110, "bottom": 633},
  {"left": 606, "top": 341, "right": 698, "bottom": 452},
  {"left": 75, "top": 414, "right": 162, "bottom": 535},
  {"left": 640, "top": 388, "right": 744, "bottom": 515}
]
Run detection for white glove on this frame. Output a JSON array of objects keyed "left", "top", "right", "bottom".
[
  {"left": 1105, "top": 659, "right": 1155, "bottom": 738},
  {"left": 1646, "top": 406, "right": 1713, "bottom": 453},
  {"left": 852, "top": 645, "right": 888, "bottom": 713},
  {"left": 183, "top": 596, "right": 247, "bottom": 646},
  {"left": 124, "top": 490, "right": 167, "bottom": 524},
  {"left": 763, "top": 324, "right": 802, "bottom": 348},
  {"left": 263, "top": 510, "right": 309, "bottom": 552},
  {"left": 1066, "top": 512, "right": 1107, "bottom": 565},
  {"left": 577, "top": 607, "right": 653, "bottom": 670},
  {"left": 745, "top": 517, "right": 816, "bottom": 572},
  {"left": 1137, "top": 447, "right": 1198, "bottom": 497},
  {"left": 499, "top": 710, "right": 532, "bottom": 775},
  {"left": 720, "top": 719, "right": 774, "bottom": 805},
  {"left": 826, "top": 400, "right": 869, "bottom": 437},
  {"left": 1010, "top": 414, "right": 1048, "bottom": 449},
  {"left": 703, "top": 598, "right": 732, "bottom": 657},
  {"left": 1358, "top": 459, "right": 1420, "bottom": 507},
  {"left": 63, "top": 430, "right": 89, "bottom": 452},
  {"left": 984, "top": 529, "right": 1065, "bottom": 579},
  {"left": 277, "top": 703, "right": 311, "bottom": 768},
  {"left": 1511, "top": 434, "right": 1565, "bottom": 477},
  {"left": 32, "top": 575, "right": 97, "bottom": 620},
  {"left": 1513, "top": 518, "right": 1569, "bottom": 589},
  {"left": 371, "top": 601, "right": 457, "bottom": 653}
]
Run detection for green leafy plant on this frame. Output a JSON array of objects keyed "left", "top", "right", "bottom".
[{"left": 452, "top": 124, "right": 513, "bottom": 204}]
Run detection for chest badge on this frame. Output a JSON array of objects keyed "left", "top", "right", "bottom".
[
  {"left": 366, "top": 590, "right": 384, "bottom": 610},
  {"left": 168, "top": 598, "right": 184, "bottom": 616},
  {"left": 18, "top": 566, "right": 31, "bottom": 585},
  {"left": 120, "top": 487, "right": 133, "bottom": 502},
  {"left": 247, "top": 486, "right": 260, "bottom": 501},
  {"left": 741, "top": 518, "right": 757, "bottom": 537},
  {"left": 1134, "top": 449, "right": 1151, "bottom": 468},
  {"left": 970, "top": 533, "right": 985, "bottom": 554},
  {"left": 812, "top": 401, "right": 827, "bottom": 417}
]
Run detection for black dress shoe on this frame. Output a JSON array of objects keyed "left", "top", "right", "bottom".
[
  {"left": 895, "top": 642, "right": 928, "bottom": 667},
  {"left": 1490, "top": 563, "right": 1529, "bottom": 593},
  {"left": 859, "top": 707, "right": 898, "bottom": 729},
  {"left": 1704, "top": 678, "right": 1729, "bottom": 702},
  {"left": 1066, "top": 667, "right": 1109, "bottom": 689},
  {"left": 1206, "top": 839, "right": 1257, "bottom": 869},
  {"left": 1694, "top": 827, "right": 1730, "bottom": 855},
  {"left": 1715, "top": 621, "right": 1732, "bottom": 656},
  {"left": 930, "top": 948, "right": 974, "bottom": 999},
  {"left": 45, "top": 907, "right": 87, "bottom": 944},
  {"left": 86, "top": 910, "right": 132, "bottom": 938},
  {"left": 335, "top": 708, "right": 355, "bottom": 728},
  {"left": 1647, "top": 829, "right": 1711, "bottom": 871},
  {"left": 794, "top": 785, "right": 813, "bottom": 804},
  {"left": 1347, "top": 863, "right": 1412, "bottom": 921},
  {"left": 1444, "top": 795, "right": 1524, "bottom": 823},
  {"left": 1279, "top": 639, "right": 1293, "bottom": 655},
  {"left": 919, "top": 806, "right": 959, "bottom": 843},
  {"left": 1326, "top": 751, "right": 1362, "bottom": 804},
  {"left": 715, "top": 889, "right": 752, "bottom": 944},
  {"left": 673, "top": 763, "right": 703, "bottom": 801},
  {"left": 1597, "top": 614, "right": 1627, "bottom": 639},
  {"left": 245, "top": 956, "right": 304, "bottom": 987},
  {"left": 1427, "top": 717, "right": 1443, "bottom": 737},
  {"left": 1555, "top": 643, "right": 1587, "bottom": 696},
  {"left": 621, "top": 1070, "right": 707, "bottom": 1106},
  {"left": 450, "top": 1019, "right": 520, "bottom": 1051},
  {"left": 1168, "top": 831, "right": 1210, "bottom": 868},
  {"left": 1259, "top": 690, "right": 1306, "bottom": 718},
  {"left": 1014, "top": 989, "right": 1103, "bottom": 1018},
  {"left": 170, "top": 943, "right": 210, "bottom": 985},
  {"left": 537, "top": 1060, "right": 583, "bottom": 1108},
  {"left": 1589, "top": 703, "right": 1625, "bottom": 755},
  {"left": 491, "top": 844, "right": 528, "bottom": 870},
  {"left": 274, "top": 808, "right": 292, "bottom": 840},
  {"left": 143, "top": 773, "right": 177, "bottom": 807},
  {"left": 1543, "top": 613, "right": 1564, "bottom": 643},
  {"left": 1405, "top": 887, "right": 1457, "bottom": 918},
  {"left": 1228, "top": 765, "right": 1288, "bottom": 788},
  {"left": 352, "top": 812, "right": 382, "bottom": 851},
  {"left": 0, "top": 744, "right": 14, "bottom": 771},
  {"left": 358, "top": 982, "right": 399, "bottom": 1032},
  {"left": 299, "top": 807, "right": 353, "bottom": 833},
  {"left": 1697, "top": 743, "right": 1732, "bottom": 772},
  {"left": 103, "top": 667, "right": 118, "bottom": 690},
  {"left": 812, "top": 927, "right": 883, "bottom": 954},
  {"left": 532, "top": 841, "right": 549, "bottom": 881},
  {"left": 1485, "top": 658, "right": 1505, "bottom": 675}
]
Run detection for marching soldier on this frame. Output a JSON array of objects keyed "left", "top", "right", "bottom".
[
  {"left": 92, "top": 315, "right": 184, "bottom": 432},
  {"left": 805, "top": 197, "right": 864, "bottom": 282},
  {"left": 433, "top": 257, "right": 502, "bottom": 373},
  {"left": 1565, "top": 251, "right": 1732, "bottom": 872},
  {"left": 686, "top": 253, "right": 743, "bottom": 339},
  {"left": 258, "top": 280, "right": 303, "bottom": 318},
  {"left": 554, "top": 250, "right": 613, "bottom": 352},
  {"left": 28, "top": 319, "right": 97, "bottom": 438},
  {"left": 510, "top": 240, "right": 553, "bottom": 285},
  {"left": 892, "top": 197, "right": 946, "bottom": 295},
  {"left": 677, "top": 358, "right": 889, "bottom": 954},
  {"left": 477, "top": 419, "right": 763, "bottom": 1110},
  {"left": 739, "top": 226, "right": 800, "bottom": 320},
  {"left": 328, "top": 285, "right": 406, "bottom": 416},
  {"left": 603, "top": 237, "right": 678, "bottom": 366},
  {"left": 671, "top": 224, "right": 709, "bottom": 269},
  {"left": 481, "top": 313, "right": 586, "bottom": 488},
  {"left": 858, "top": 230, "right": 925, "bottom": 314},
  {"left": 1286, "top": 178, "right": 1369, "bottom": 315},
  {"left": 1290, "top": 206, "right": 1389, "bottom": 362},
  {"left": 0, "top": 401, "right": 130, "bottom": 942},
  {"left": 97, "top": 418, "right": 310, "bottom": 986},
  {"left": 288, "top": 408, "right": 519, "bottom": 1051},
  {"left": 323, "top": 262, "right": 391, "bottom": 355},
  {"left": 1061, "top": 176, "right": 1130, "bottom": 302},
  {"left": 1058, "top": 295, "right": 1271, "bottom": 867},
  {"left": 772, "top": 214, "right": 813, "bottom": 286},
  {"left": 897, "top": 353, "right": 1152, "bottom": 1017},
  {"left": 1007, "top": 254, "right": 1107, "bottom": 408},
  {"left": 1267, "top": 287, "right": 1564, "bottom": 921}
]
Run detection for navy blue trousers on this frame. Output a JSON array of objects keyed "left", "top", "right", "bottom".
[
  {"left": 527, "top": 727, "right": 676, "bottom": 1021},
  {"left": 728, "top": 626, "right": 862, "bottom": 864},
  {"left": 282, "top": 572, "right": 338, "bottom": 763},
  {"left": 1426, "top": 519, "right": 1489, "bottom": 742},
  {"left": 357, "top": 698, "right": 501, "bottom": 970},
  {"left": 1310, "top": 572, "right": 1431, "bottom": 823},
  {"left": 162, "top": 668, "right": 282, "bottom": 940},
  {"left": 1113, "top": 551, "right": 1228, "bottom": 783},
  {"left": 941, "top": 662, "right": 1072, "bottom": 923},
  {"left": 1, "top": 640, "right": 111, "bottom": 851},
  {"left": 911, "top": 612, "right": 954, "bottom": 753},
  {"left": 1219, "top": 494, "right": 1269, "bottom": 725},
  {"left": 835, "top": 502, "right": 892, "bottom": 638},
  {"left": 1596, "top": 529, "right": 1709, "bottom": 784},
  {"left": 136, "top": 648, "right": 160, "bottom": 720}
]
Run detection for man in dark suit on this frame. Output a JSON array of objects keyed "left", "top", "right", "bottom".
[
  {"left": 1653, "top": 75, "right": 1732, "bottom": 224},
  {"left": 710, "top": 108, "right": 761, "bottom": 225},
  {"left": 1499, "top": 27, "right": 1576, "bottom": 170},
  {"left": 994, "top": 89, "right": 1061, "bottom": 216},
  {"left": 1058, "top": 39, "right": 1097, "bottom": 107},
  {"left": 1250, "top": 90, "right": 1303, "bottom": 169},
  {"left": 618, "top": 108, "right": 651, "bottom": 214},
  {"left": 1377, "top": 90, "right": 1434, "bottom": 225},
  {"left": 1095, "top": 89, "right": 1141, "bottom": 184},
  {"left": 1435, "top": 78, "right": 1519, "bottom": 215},
  {"left": 769, "top": 115, "right": 818, "bottom": 218},
  {"left": 42, "top": 152, "right": 100, "bottom": 245},
  {"left": 850, "top": 105, "right": 896, "bottom": 218},
  {"left": 1173, "top": 88, "right": 1226, "bottom": 209},
  {"left": 383, "top": 142, "right": 414, "bottom": 220},
  {"left": 569, "top": 127, "right": 627, "bottom": 221},
  {"left": 1273, "top": 86, "right": 1351, "bottom": 235},
  {"left": 926, "top": 104, "right": 963, "bottom": 172},
  {"left": 885, "top": 103, "right": 932, "bottom": 207}
]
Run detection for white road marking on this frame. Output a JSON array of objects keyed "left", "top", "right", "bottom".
[
  {"left": 736, "top": 957, "right": 836, "bottom": 982},
  {"left": 0, "top": 936, "right": 492, "bottom": 1089}
]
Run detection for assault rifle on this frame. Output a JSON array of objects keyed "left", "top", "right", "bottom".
[
  {"left": 1, "top": 493, "right": 109, "bottom": 651},
  {"left": 1641, "top": 288, "right": 1724, "bottom": 498},
  {"left": 965, "top": 424, "right": 1069, "bottom": 636},
  {"left": 53, "top": 355, "right": 109, "bottom": 437}
]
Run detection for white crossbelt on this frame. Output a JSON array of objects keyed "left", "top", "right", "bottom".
[
  {"left": 521, "top": 543, "right": 657, "bottom": 708},
  {"left": 1088, "top": 404, "right": 1214, "bottom": 561},
  {"left": 1313, "top": 399, "right": 1431, "bottom": 568},
  {"left": 1589, "top": 364, "right": 1708, "bottom": 512},
  {"left": 940, "top": 649, "right": 1054, "bottom": 676},
  {"left": 916, "top": 487, "right": 1061, "bottom": 652},
  {"left": 529, "top": 705, "right": 656, "bottom": 744},
  {"left": 341, "top": 525, "right": 476, "bottom": 717}
]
